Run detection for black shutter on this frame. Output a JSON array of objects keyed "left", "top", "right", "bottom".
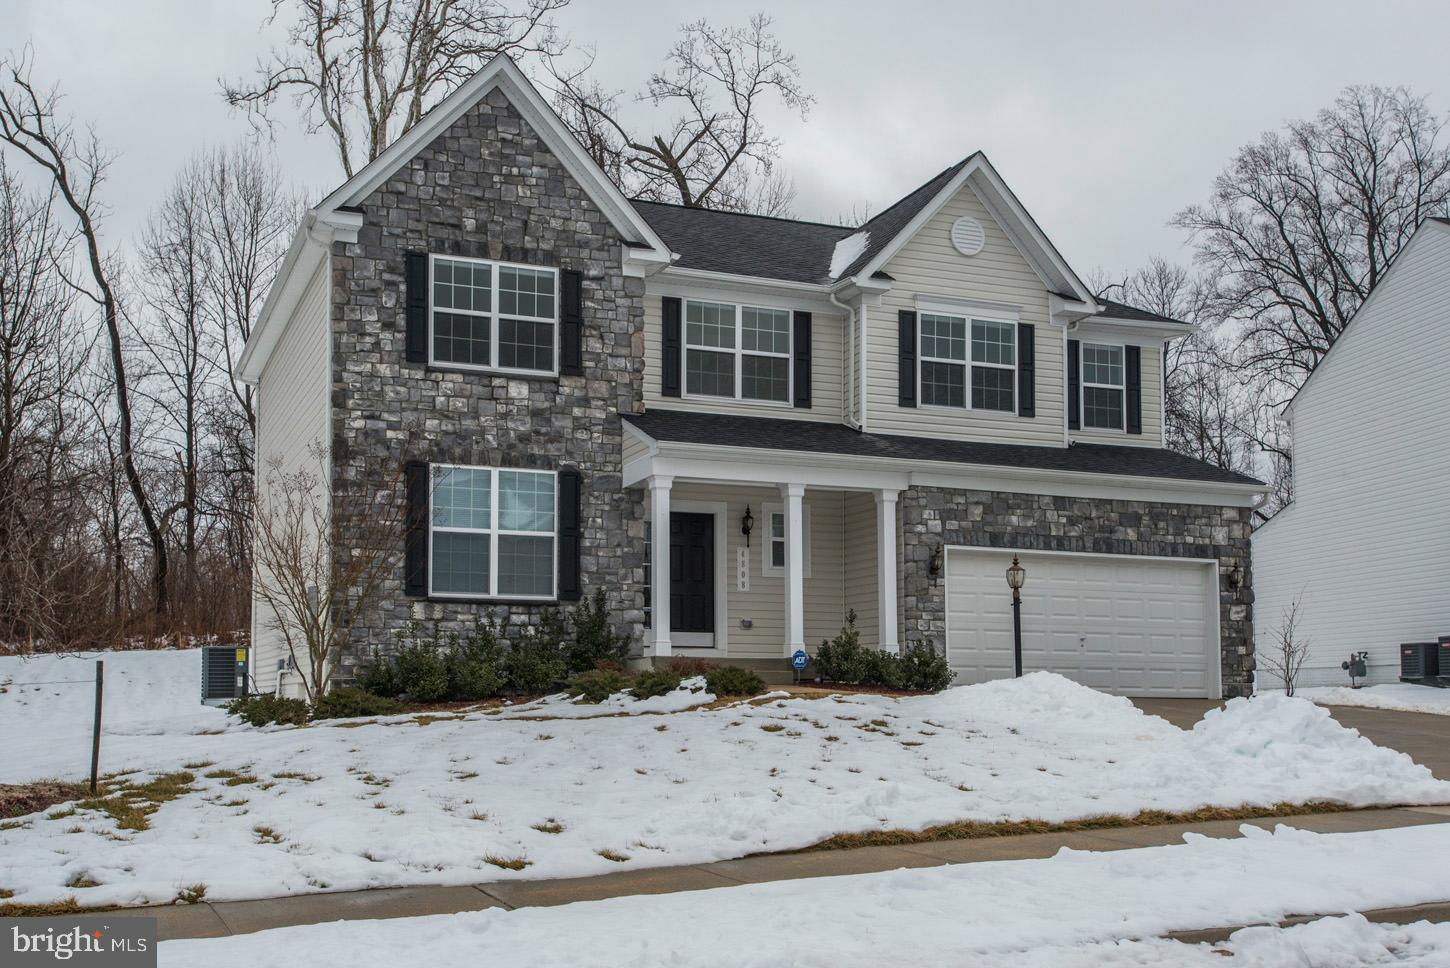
[
  {"left": 661, "top": 297, "right": 682, "bottom": 397},
  {"left": 1067, "top": 339, "right": 1081, "bottom": 430},
  {"left": 557, "top": 466, "right": 582, "bottom": 601},
  {"left": 404, "top": 461, "right": 428, "bottom": 597},
  {"left": 559, "top": 269, "right": 583, "bottom": 376},
  {"left": 793, "top": 311, "right": 812, "bottom": 408},
  {"left": 1125, "top": 344, "right": 1143, "bottom": 435},
  {"left": 405, "top": 252, "right": 428, "bottom": 364},
  {"left": 1017, "top": 323, "right": 1035, "bottom": 417},
  {"left": 897, "top": 310, "right": 917, "bottom": 408}
]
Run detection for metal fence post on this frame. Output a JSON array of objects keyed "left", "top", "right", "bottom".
[{"left": 90, "top": 660, "right": 104, "bottom": 794}]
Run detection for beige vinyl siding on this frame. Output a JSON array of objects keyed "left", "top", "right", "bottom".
[
  {"left": 1254, "top": 224, "right": 1450, "bottom": 689},
  {"left": 868, "top": 186, "right": 1064, "bottom": 445},
  {"left": 842, "top": 491, "right": 880, "bottom": 648},
  {"left": 661, "top": 483, "right": 848, "bottom": 659},
  {"left": 1070, "top": 339, "right": 1165, "bottom": 448},
  {"left": 251, "top": 255, "right": 331, "bottom": 696},
  {"left": 642, "top": 291, "right": 846, "bottom": 422}
]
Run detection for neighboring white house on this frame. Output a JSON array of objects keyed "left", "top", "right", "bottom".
[{"left": 1254, "top": 217, "right": 1450, "bottom": 690}]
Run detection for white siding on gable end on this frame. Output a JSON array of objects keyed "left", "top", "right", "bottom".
[
  {"left": 869, "top": 185, "right": 1064, "bottom": 445},
  {"left": 251, "top": 254, "right": 332, "bottom": 697},
  {"left": 1253, "top": 223, "right": 1450, "bottom": 690}
]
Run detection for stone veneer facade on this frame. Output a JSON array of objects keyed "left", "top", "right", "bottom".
[
  {"left": 328, "top": 88, "right": 647, "bottom": 677},
  {"left": 899, "top": 488, "right": 1255, "bottom": 698}
]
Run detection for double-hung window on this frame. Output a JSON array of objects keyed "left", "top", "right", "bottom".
[
  {"left": 1080, "top": 343, "right": 1125, "bottom": 430},
  {"left": 429, "top": 465, "right": 557, "bottom": 600},
  {"left": 920, "top": 314, "right": 1016, "bottom": 412},
  {"left": 684, "top": 300, "right": 791, "bottom": 403},
  {"left": 430, "top": 255, "right": 558, "bottom": 374}
]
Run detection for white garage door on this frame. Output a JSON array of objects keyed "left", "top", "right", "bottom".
[{"left": 945, "top": 549, "right": 1218, "bottom": 698}]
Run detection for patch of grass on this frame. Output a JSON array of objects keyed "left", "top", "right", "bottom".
[
  {"left": 0, "top": 896, "right": 84, "bottom": 918},
  {"left": 205, "top": 770, "right": 258, "bottom": 787},
  {"left": 531, "top": 820, "right": 564, "bottom": 834},
  {"left": 535, "top": 733, "right": 554, "bottom": 741},
  {"left": 0, "top": 889, "right": 12, "bottom": 899},
  {"left": 596, "top": 849, "right": 630, "bottom": 863},
  {"left": 74, "top": 771, "right": 196, "bottom": 832},
  {"left": 468, "top": 811, "right": 489, "bottom": 822},
  {"left": 453, "top": 771, "right": 479, "bottom": 780},
  {"left": 0, "top": 781, "right": 90, "bottom": 820},
  {"left": 794, "top": 801, "right": 1367, "bottom": 853},
  {"left": 183, "top": 761, "right": 215, "bottom": 770},
  {"left": 483, "top": 855, "right": 531, "bottom": 871},
  {"left": 272, "top": 771, "right": 319, "bottom": 782},
  {"left": 759, "top": 723, "right": 785, "bottom": 733},
  {"left": 65, "top": 872, "right": 99, "bottom": 889},
  {"left": 253, "top": 825, "right": 284, "bottom": 844},
  {"left": 48, "top": 806, "right": 77, "bottom": 820},
  {"left": 222, "top": 798, "right": 249, "bottom": 808},
  {"left": 0, "top": 819, "right": 28, "bottom": 831},
  {"left": 174, "top": 884, "right": 207, "bottom": 905}
]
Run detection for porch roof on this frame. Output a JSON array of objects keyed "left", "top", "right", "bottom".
[{"left": 623, "top": 409, "right": 1263, "bottom": 487}]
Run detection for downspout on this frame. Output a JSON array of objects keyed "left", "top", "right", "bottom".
[{"left": 829, "top": 288, "right": 864, "bottom": 431}]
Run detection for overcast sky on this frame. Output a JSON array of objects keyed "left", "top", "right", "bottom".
[{"left": 9, "top": 0, "right": 1448, "bottom": 278}]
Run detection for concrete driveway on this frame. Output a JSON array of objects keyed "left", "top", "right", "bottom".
[{"left": 1132, "top": 698, "right": 1450, "bottom": 781}]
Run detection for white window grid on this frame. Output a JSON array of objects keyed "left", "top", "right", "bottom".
[
  {"left": 1080, "top": 341, "right": 1126, "bottom": 431},
  {"left": 683, "top": 299, "right": 793, "bottom": 404},
  {"left": 428, "top": 254, "right": 559, "bottom": 376},
  {"left": 918, "top": 313, "right": 1017, "bottom": 412},
  {"left": 427, "top": 464, "right": 558, "bottom": 601}
]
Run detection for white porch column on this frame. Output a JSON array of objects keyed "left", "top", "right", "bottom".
[
  {"left": 649, "top": 475, "right": 673, "bottom": 657},
  {"left": 875, "top": 488, "right": 900, "bottom": 653},
  {"left": 782, "top": 482, "right": 807, "bottom": 656}
]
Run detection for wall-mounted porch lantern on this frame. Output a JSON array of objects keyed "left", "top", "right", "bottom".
[
  {"left": 741, "top": 505, "right": 755, "bottom": 547},
  {"left": 929, "top": 544, "right": 944, "bottom": 577},
  {"left": 1227, "top": 562, "right": 1244, "bottom": 590}
]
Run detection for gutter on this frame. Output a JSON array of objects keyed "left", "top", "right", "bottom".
[{"left": 827, "top": 288, "right": 864, "bottom": 430}]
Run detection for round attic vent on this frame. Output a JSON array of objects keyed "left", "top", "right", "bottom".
[{"left": 950, "top": 216, "right": 985, "bottom": 256}]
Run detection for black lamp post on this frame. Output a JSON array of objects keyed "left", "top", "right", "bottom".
[{"left": 1006, "top": 555, "right": 1026, "bottom": 678}]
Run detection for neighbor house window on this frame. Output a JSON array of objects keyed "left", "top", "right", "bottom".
[
  {"left": 760, "top": 503, "right": 812, "bottom": 578},
  {"left": 1081, "top": 342, "right": 1125, "bottom": 430},
  {"left": 920, "top": 313, "right": 1015, "bottom": 412},
  {"left": 430, "top": 255, "right": 557, "bottom": 374},
  {"left": 429, "top": 465, "right": 556, "bottom": 599},
  {"left": 684, "top": 300, "right": 791, "bottom": 403}
]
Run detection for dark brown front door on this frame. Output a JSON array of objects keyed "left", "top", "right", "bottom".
[{"left": 669, "top": 512, "right": 714, "bottom": 634}]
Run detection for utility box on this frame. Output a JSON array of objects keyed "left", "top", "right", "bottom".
[
  {"left": 1400, "top": 642, "right": 1440, "bottom": 681},
  {"left": 202, "top": 645, "right": 249, "bottom": 704}
]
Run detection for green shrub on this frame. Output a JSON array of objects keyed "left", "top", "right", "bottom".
[
  {"left": 505, "top": 610, "right": 568, "bottom": 694},
  {"left": 899, "top": 640, "right": 955, "bottom": 692},
  {"left": 311, "top": 686, "right": 403, "bottom": 720},
  {"left": 815, "top": 610, "right": 870, "bottom": 684},
  {"left": 227, "top": 694, "right": 309, "bottom": 727},
  {"left": 705, "top": 665, "right": 764, "bottom": 698},
  {"left": 567, "top": 589, "right": 627, "bottom": 673},
  {"left": 394, "top": 638, "right": 449, "bottom": 703},
  {"left": 864, "top": 647, "right": 909, "bottom": 690},
  {"left": 359, "top": 647, "right": 402, "bottom": 698},
  {"left": 629, "top": 667, "right": 682, "bottom": 699},
  {"left": 444, "top": 616, "right": 507, "bottom": 700},
  {"left": 564, "top": 669, "right": 631, "bottom": 703}
]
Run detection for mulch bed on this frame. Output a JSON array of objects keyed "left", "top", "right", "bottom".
[{"left": 0, "top": 782, "right": 91, "bottom": 820}]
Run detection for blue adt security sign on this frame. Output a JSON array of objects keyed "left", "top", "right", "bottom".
[{"left": 791, "top": 649, "right": 808, "bottom": 671}]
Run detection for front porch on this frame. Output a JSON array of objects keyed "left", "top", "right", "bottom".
[{"left": 625, "top": 445, "right": 909, "bottom": 663}]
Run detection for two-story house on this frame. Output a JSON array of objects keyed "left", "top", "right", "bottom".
[{"left": 239, "top": 55, "right": 1265, "bottom": 700}]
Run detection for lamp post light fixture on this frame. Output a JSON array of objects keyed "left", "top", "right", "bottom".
[
  {"left": 1005, "top": 555, "right": 1026, "bottom": 678},
  {"left": 741, "top": 505, "right": 754, "bottom": 547}
]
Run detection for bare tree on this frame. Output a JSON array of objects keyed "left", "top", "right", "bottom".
[
  {"left": 0, "top": 51, "right": 170, "bottom": 619},
  {"left": 252, "top": 442, "right": 404, "bottom": 700},
  {"left": 551, "top": 14, "right": 813, "bottom": 214},
  {"left": 1174, "top": 85, "right": 1450, "bottom": 397},
  {"left": 1260, "top": 597, "right": 1310, "bottom": 696},
  {"left": 222, "top": 0, "right": 570, "bottom": 177}
]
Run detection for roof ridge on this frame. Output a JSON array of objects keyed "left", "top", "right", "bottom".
[
  {"left": 630, "top": 198, "right": 853, "bottom": 233},
  {"left": 857, "top": 154, "right": 978, "bottom": 234}
]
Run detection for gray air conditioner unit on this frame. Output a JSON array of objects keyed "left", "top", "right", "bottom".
[{"left": 202, "top": 645, "right": 249, "bottom": 705}]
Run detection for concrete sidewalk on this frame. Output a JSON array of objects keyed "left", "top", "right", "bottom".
[{"left": 112, "top": 804, "right": 1450, "bottom": 941}]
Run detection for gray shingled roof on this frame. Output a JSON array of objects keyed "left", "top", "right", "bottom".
[
  {"left": 625, "top": 408, "right": 1263, "bottom": 487},
  {"left": 1096, "top": 298, "right": 1190, "bottom": 326},
  {"left": 631, "top": 201, "right": 849, "bottom": 283},
  {"left": 831, "top": 156, "right": 976, "bottom": 280}
]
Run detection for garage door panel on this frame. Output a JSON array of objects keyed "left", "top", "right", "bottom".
[{"left": 946, "top": 549, "right": 1215, "bottom": 698}]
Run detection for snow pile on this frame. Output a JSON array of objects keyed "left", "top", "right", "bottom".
[
  {"left": 0, "top": 649, "right": 226, "bottom": 781},
  {"left": 828, "top": 230, "right": 870, "bottom": 278},
  {"left": 1301, "top": 683, "right": 1450, "bottom": 716},
  {"left": 2, "top": 671, "right": 1447, "bottom": 908},
  {"left": 488, "top": 677, "right": 714, "bottom": 719},
  {"left": 158, "top": 825, "right": 1450, "bottom": 967}
]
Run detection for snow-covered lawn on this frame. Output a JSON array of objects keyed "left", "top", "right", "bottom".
[
  {"left": 1301, "top": 683, "right": 1450, "bottom": 716},
  {"left": 160, "top": 825, "right": 1450, "bottom": 967},
  {"left": 2, "top": 646, "right": 1447, "bottom": 910}
]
